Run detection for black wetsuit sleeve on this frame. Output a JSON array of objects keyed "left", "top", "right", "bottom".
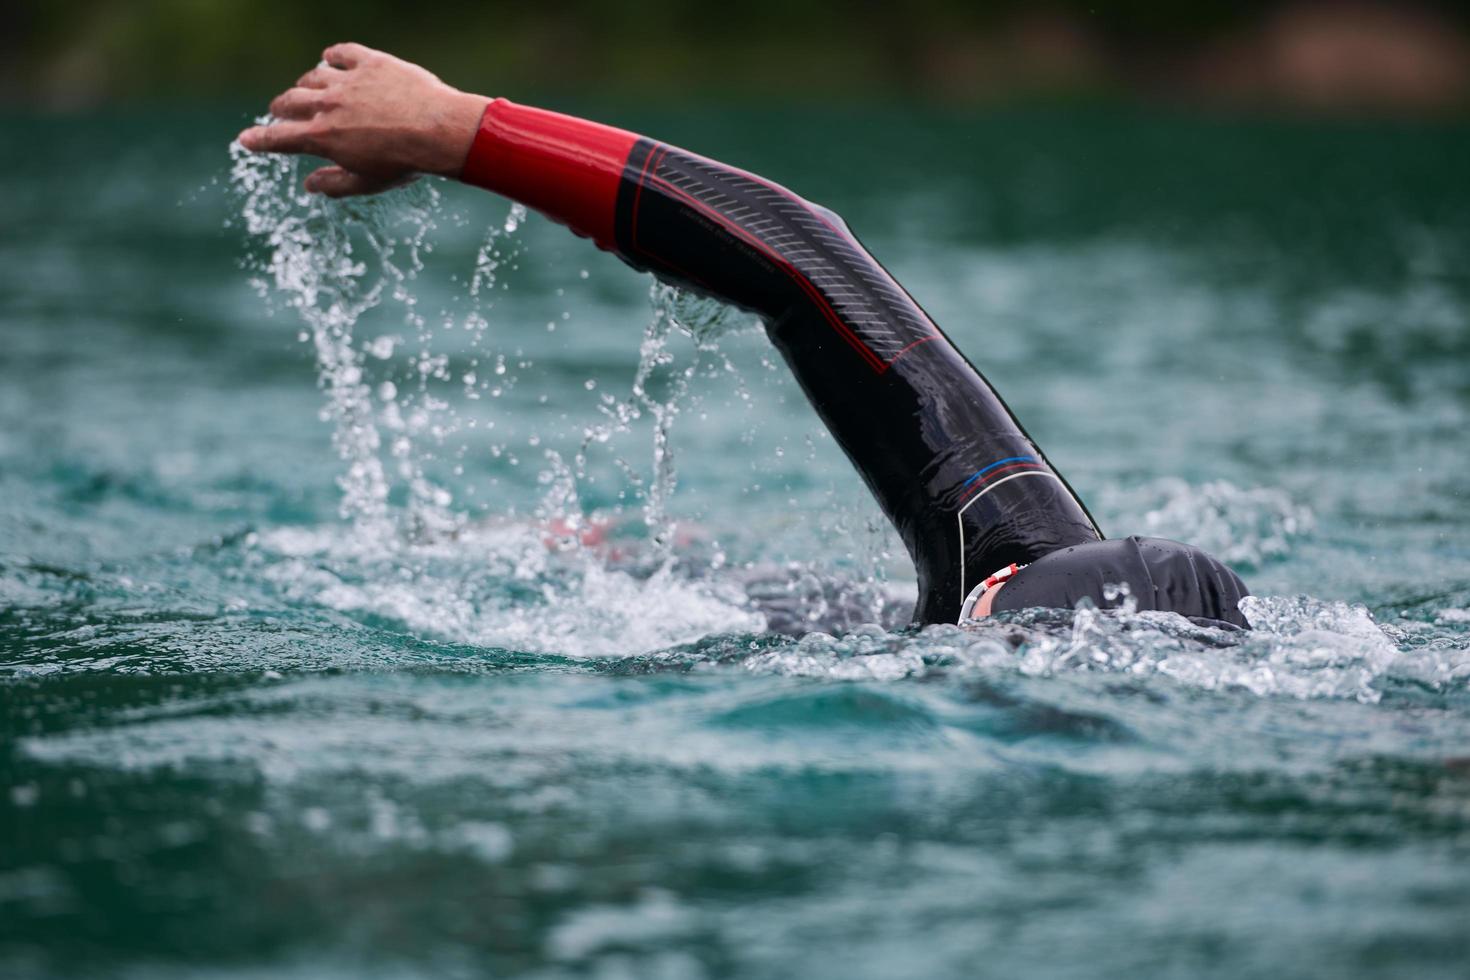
[{"left": 462, "top": 100, "right": 1102, "bottom": 624}]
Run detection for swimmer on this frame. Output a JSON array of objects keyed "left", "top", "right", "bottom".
[{"left": 239, "top": 43, "right": 1252, "bottom": 630}]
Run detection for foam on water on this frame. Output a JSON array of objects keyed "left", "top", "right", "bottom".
[
  {"left": 730, "top": 594, "right": 1470, "bottom": 703},
  {"left": 250, "top": 523, "right": 761, "bottom": 658}
]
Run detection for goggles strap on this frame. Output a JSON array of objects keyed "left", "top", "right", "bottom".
[{"left": 957, "top": 562, "right": 1025, "bottom": 624}]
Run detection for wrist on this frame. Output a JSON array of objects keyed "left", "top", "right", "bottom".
[{"left": 429, "top": 90, "right": 492, "bottom": 178}]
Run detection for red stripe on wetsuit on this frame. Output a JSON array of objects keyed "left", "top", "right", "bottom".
[{"left": 460, "top": 99, "right": 636, "bottom": 252}]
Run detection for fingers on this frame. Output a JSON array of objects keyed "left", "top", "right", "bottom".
[
  {"left": 295, "top": 65, "right": 344, "bottom": 89},
  {"left": 238, "top": 120, "right": 316, "bottom": 155},
  {"left": 304, "top": 165, "right": 417, "bottom": 199},
  {"left": 322, "top": 42, "right": 373, "bottom": 70},
  {"left": 268, "top": 86, "right": 326, "bottom": 120}
]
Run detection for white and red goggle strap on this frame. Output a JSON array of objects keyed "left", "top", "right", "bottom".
[{"left": 957, "top": 562, "right": 1025, "bottom": 624}]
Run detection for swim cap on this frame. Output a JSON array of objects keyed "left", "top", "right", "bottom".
[{"left": 978, "top": 536, "right": 1250, "bottom": 629}]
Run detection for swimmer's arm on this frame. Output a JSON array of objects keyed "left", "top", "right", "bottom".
[
  {"left": 239, "top": 44, "right": 884, "bottom": 332},
  {"left": 443, "top": 92, "right": 1099, "bottom": 617},
  {"left": 239, "top": 43, "right": 1101, "bottom": 622}
]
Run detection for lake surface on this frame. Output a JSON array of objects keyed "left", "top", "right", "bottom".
[{"left": 3, "top": 104, "right": 1470, "bottom": 978}]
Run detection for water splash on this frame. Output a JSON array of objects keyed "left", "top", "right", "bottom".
[
  {"left": 554, "top": 282, "right": 759, "bottom": 562},
  {"left": 229, "top": 136, "right": 766, "bottom": 654},
  {"left": 229, "top": 129, "right": 754, "bottom": 552},
  {"left": 246, "top": 517, "right": 761, "bottom": 657},
  {"left": 734, "top": 594, "right": 1470, "bottom": 703},
  {"left": 232, "top": 126, "right": 448, "bottom": 537}
]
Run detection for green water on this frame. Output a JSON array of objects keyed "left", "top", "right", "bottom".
[{"left": 3, "top": 105, "right": 1470, "bottom": 978}]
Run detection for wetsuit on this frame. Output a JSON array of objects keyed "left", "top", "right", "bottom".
[{"left": 461, "top": 100, "right": 1250, "bottom": 628}]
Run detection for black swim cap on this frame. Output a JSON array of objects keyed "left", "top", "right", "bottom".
[{"left": 985, "top": 536, "right": 1251, "bottom": 629}]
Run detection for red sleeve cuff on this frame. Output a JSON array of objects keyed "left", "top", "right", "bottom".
[{"left": 459, "top": 98, "right": 640, "bottom": 251}]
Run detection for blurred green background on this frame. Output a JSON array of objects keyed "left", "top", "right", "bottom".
[{"left": 4, "top": 0, "right": 1470, "bottom": 111}]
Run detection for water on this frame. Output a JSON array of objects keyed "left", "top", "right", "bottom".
[{"left": 3, "top": 105, "right": 1470, "bottom": 978}]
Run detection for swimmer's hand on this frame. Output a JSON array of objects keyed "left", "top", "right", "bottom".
[{"left": 237, "top": 43, "right": 490, "bottom": 198}]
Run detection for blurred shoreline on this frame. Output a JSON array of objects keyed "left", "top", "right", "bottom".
[{"left": 4, "top": 1, "right": 1469, "bottom": 114}]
